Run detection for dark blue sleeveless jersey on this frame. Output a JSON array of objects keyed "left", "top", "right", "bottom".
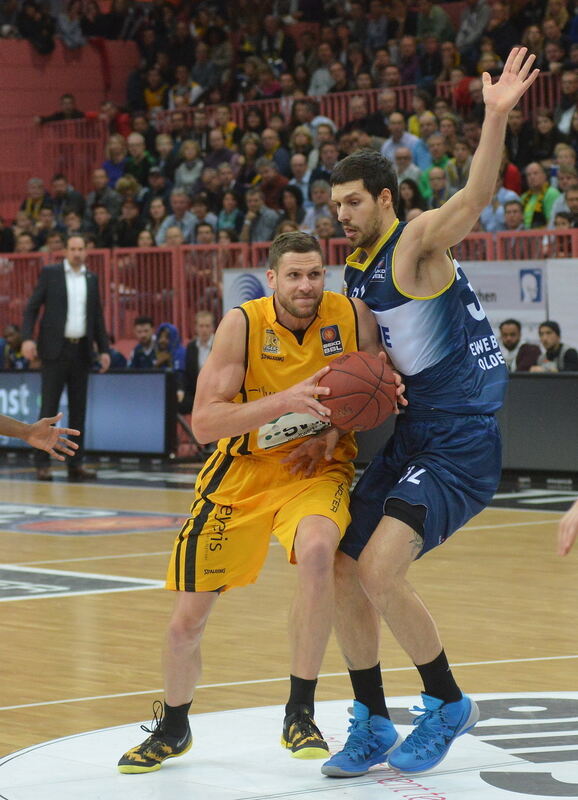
[{"left": 344, "top": 219, "right": 508, "bottom": 415}]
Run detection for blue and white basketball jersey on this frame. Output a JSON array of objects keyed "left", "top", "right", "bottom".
[{"left": 344, "top": 219, "right": 508, "bottom": 415}]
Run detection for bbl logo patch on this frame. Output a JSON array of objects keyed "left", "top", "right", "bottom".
[
  {"left": 262, "top": 329, "right": 281, "bottom": 355},
  {"left": 320, "top": 325, "right": 344, "bottom": 356}
]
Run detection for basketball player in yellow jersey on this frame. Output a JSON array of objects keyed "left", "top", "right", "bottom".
[{"left": 118, "top": 231, "right": 393, "bottom": 774}]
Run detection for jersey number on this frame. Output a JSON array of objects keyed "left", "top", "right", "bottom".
[{"left": 399, "top": 466, "right": 426, "bottom": 485}]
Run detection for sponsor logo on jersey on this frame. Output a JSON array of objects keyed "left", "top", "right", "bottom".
[
  {"left": 372, "top": 262, "right": 387, "bottom": 281},
  {"left": 320, "top": 325, "right": 344, "bottom": 356},
  {"left": 262, "top": 329, "right": 282, "bottom": 356}
]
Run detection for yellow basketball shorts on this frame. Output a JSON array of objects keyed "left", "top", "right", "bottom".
[{"left": 166, "top": 450, "right": 354, "bottom": 593}]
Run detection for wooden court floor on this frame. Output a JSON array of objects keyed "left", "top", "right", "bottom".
[{"left": 1, "top": 473, "right": 577, "bottom": 760}]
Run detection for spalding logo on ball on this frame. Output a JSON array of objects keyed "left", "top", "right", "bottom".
[{"left": 318, "top": 351, "right": 397, "bottom": 432}]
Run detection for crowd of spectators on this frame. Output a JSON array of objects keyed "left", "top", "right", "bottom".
[{"left": 4, "top": 0, "right": 578, "bottom": 255}]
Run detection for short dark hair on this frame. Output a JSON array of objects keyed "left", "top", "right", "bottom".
[
  {"left": 504, "top": 200, "right": 523, "bottom": 211},
  {"left": 330, "top": 149, "right": 399, "bottom": 207},
  {"left": 539, "top": 320, "right": 561, "bottom": 337},
  {"left": 65, "top": 233, "right": 88, "bottom": 247},
  {"left": 195, "top": 222, "right": 214, "bottom": 234},
  {"left": 134, "top": 315, "right": 154, "bottom": 326},
  {"left": 499, "top": 318, "right": 521, "bottom": 331},
  {"left": 268, "top": 231, "right": 323, "bottom": 272}
]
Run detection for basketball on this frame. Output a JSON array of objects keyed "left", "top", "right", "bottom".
[{"left": 318, "top": 351, "right": 397, "bottom": 432}]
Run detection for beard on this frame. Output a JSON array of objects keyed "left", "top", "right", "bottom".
[{"left": 275, "top": 291, "right": 322, "bottom": 321}]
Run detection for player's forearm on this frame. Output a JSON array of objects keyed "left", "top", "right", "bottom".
[
  {"left": 461, "top": 109, "right": 509, "bottom": 212},
  {"left": 191, "top": 392, "right": 290, "bottom": 444},
  {"left": 0, "top": 414, "right": 30, "bottom": 442}
]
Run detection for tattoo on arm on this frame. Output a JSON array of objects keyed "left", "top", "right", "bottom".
[{"left": 409, "top": 530, "right": 423, "bottom": 557}]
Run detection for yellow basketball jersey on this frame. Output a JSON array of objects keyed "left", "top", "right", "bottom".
[{"left": 217, "top": 292, "right": 359, "bottom": 461}]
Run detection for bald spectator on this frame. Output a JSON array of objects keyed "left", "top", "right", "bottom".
[
  {"left": 125, "top": 133, "right": 155, "bottom": 186},
  {"left": 398, "top": 36, "right": 421, "bottom": 85},
  {"left": 289, "top": 154, "right": 313, "bottom": 208},
  {"left": 261, "top": 128, "right": 291, "bottom": 177},
  {"left": 239, "top": 188, "right": 279, "bottom": 243},
  {"left": 413, "top": 111, "right": 439, "bottom": 170},
  {"left": 381, "top": 112, "right": 418, "bottom": 161},
  {"left": 416, "top": 0, "right": 455, "bottom": 43},
  {"left": 521, "top": 163, "right": 561, "bottom": 229},
  {"left": 394, "top": 147, "right": 421, "bottom": 184},
  {"left": 308, "top": 42, "right": 336, "bottom": 96},
  {"left": 256, "top": 159, "right": 288, "bottom": 210},
  {"left": 484, "top": 1, "right": 519, "bottom": 61},
  {"left": 156, "top": 189, "right": 196, "bottom": 245},
  {"left": 85, "top": 168, "right": 121, "bottom": 223}
]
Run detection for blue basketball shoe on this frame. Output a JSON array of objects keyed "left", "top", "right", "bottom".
[
  {"left": 388, "top": 693, "right": 479, "bottom": 774},
  {"left": 321, "top": 701, "right": 402, "bottom": 777}
]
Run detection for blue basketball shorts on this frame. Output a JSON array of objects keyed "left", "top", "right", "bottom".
[{"left": 340, "top": 413, "right": 502, "bottom": 560}]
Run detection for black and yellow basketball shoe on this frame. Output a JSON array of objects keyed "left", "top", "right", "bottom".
[
  {"left": 118, "top": 701, "right": 192, "bottom": 774},
  {"left": 281, "top": 705, "right": 330, "bottom": 759}
]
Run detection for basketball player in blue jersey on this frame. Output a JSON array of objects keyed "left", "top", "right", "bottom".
[{"left": 315, "top": 48, "right": 540, "bottom": 776}]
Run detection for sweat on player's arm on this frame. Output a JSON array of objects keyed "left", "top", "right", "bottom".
[
  {"left": 190, "top": 307, "right": 333, "bottom": 444},
  {"left": 400, "top": 48, "right": 539, "bottom": 272}
]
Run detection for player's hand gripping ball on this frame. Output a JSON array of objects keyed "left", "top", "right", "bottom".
[{"left": 318, "top": 351, "right": 397, "bottom": 431}]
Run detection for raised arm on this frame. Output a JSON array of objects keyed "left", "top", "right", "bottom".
[
  {"left": 191, "top": 308, "right": 333, "bottom": 444},
  {"left": 400, "top": 48, "right": 539, "bottom": 277}
]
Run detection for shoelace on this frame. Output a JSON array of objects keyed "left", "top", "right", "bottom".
[
  {"left": 341, "top": 718, "right": 381, "bottom": 758},
  {"left": 140, "top": 699, "right": 164, "bottom": 738},
  {"left": 400, "top": 705, "right": 453, "bottom": 753},
  {"left": 290, "top": 714, "right": 324, "bottom": 746}
]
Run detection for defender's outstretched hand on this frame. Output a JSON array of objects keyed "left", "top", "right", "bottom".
[
  {"left": 26, "top": 413, "right": 80, "bottom": 460},
  {"left": 482, "top": 47, "right": 539, "bottom": 114}
]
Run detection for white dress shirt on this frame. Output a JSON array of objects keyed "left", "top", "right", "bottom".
[
  {"left": 197, "top": 334, "right": 214, "bottom": 369},
  {"left": 63, "top": 259, "right": 87, "bottom": 338}
]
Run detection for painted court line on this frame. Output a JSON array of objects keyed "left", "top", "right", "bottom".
[
  {"left": 4, "top": 517, "right": 560, "bottom": 570},
  {"left": 2, "top": 654, "right": 577, "bottom": 712}
]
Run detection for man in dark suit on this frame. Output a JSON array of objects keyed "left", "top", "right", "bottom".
[
  {"left": 177, "top": 310, "right": 215, "bottom": 415},
  {"left": 22, "top": 234, "right": 110, "bottom": 481}
]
